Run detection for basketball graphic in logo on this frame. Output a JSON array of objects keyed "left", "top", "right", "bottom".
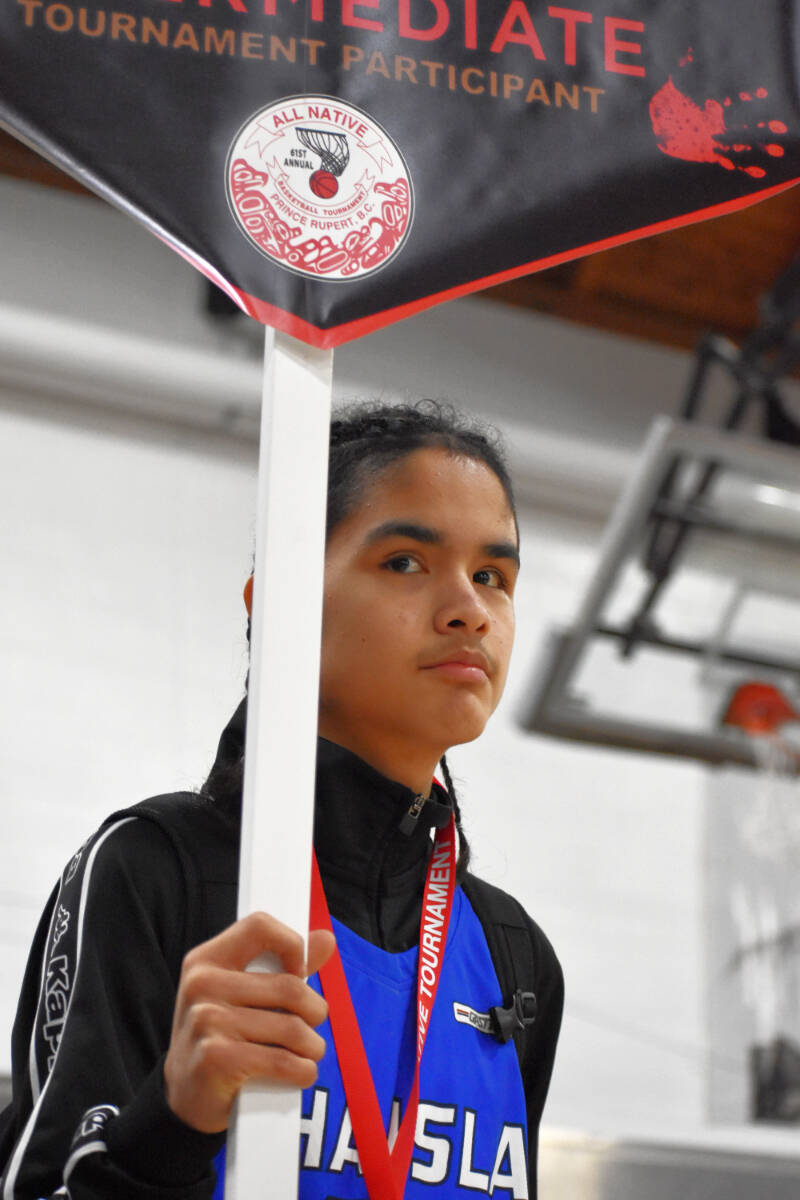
[
  {"left": 309, "top": 169, "right": 339, "bottom": 199},
  {"left": 226, "top": 96, "right": 414, "bottom": 281}
]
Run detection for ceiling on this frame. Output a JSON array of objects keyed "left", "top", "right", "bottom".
[{"left": 3, "top": 128, "right": 799, "bottom": 356}]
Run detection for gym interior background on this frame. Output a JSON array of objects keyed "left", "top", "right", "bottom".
[{"left": 2, "top": 158, "right": 800, "bottom": 1195}]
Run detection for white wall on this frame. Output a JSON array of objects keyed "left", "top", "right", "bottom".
[
  {"left": 453, "top": 526, "right": 708, "bottom": 1134},
  {"left": 0, "top": 388, "right": 709, "bottom": 1136},
  {"left": 0, "top": 395, "right": 258, "bottom": 1055},
  {"left": 2, "top": 174, "right": 794, "bottom": 1152}
]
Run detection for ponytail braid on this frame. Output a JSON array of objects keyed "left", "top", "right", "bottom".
[{"left": 439, "top": 754, "right": 471, "bottom": 879}]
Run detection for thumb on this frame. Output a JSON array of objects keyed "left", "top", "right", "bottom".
[{"left": 306, "top": 928, "right": 336, "bottom": 977}]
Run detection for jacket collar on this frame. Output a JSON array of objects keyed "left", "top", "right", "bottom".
[
  {"left": 210, "top": 700, "right": 452, "bottom": 893},
  {"left": 314, "top": 736, "right": 452, "bottom": 895}
]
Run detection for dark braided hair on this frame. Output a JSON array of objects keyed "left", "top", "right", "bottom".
[
  {"left": 438, "top": 754, "right": 470, "bottom": 877},
  {"left": 204, "top": 400, "right": 517, "bottom": 876}
]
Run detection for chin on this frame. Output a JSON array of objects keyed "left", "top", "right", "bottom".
[
  {"left": 437, "top": 708, "right": 492, "bottom": 750},
  {"left": 442, "top": 731, "right": 485, "bottom": 756}
]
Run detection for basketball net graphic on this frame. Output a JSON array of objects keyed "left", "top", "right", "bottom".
[
  {"left": 296, "top": 127, "right": 349, "bottom": 198},
  {"left": 296, "top": 127, "right": 350, "bottom": 175}
]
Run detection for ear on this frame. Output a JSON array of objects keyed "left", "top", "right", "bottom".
[{"left": 243, "top": 574, "right": 254, "bottom": 617}]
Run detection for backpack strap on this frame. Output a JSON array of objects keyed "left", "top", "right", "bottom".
[
  {"left": 101, "top": 792, "right": 239, "bottom": 950},
  {"left": 462, "top": 873, "right": 558, "bottom": 1200},
  {"left": 461, "top": 874, "right": 539, "bottom": 1055}
]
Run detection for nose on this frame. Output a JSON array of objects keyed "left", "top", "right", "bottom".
[{"left": 433, "top": 572, "right": 490, "bottom": 635}]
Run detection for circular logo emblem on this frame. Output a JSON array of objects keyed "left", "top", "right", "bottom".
[{"left": 226, "top": 95, "right": 413, "bottom": 281}]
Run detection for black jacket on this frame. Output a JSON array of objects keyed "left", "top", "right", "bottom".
[{"left": 0, "top": 704, "right": 563, "bottom": 1198}]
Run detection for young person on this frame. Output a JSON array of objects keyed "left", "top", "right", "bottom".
[{"left": 0, "top": 402, "right": 563, "bottom": 1200}]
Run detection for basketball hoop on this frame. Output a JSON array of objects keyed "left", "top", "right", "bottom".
[
  {"left": 722, "top": 681, "right": 799, "bottom": 736},
  {"left": 722, "top": 681, "right": 800, "bottom": 857}
]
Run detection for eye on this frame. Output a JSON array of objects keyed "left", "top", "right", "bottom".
[
  {"left": 383, "top": 554, "right": 423, "bottom": 574},
  {"left": 474, "top": 567, "right": 506, "bottom": 589}
]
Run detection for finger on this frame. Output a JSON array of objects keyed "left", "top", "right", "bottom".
[
  {"left": 185, "top": 912, "right": 307, "bottom": 975},
  {"left": 179, "top": 965, "right": 329, "bottom": 1027},
  {"left": 222, "top": 1007, "right": 328, "bottom": 1063},
  {"left": 306, "top": 929, "right": 336, "bottom": 978},
  {"left": 183, "top": 999, "right": 328, "bottom": 1064},
  {"left": 181, "top": 1034, "right": 322, "bottom": 1115},
  {"left": 218, "top": 1039, "right": 323, "bottom": 1092}
]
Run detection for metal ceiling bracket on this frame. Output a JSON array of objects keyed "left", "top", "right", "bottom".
[{"left": 519, "top": 417, "right": 800, "bottom": 769}]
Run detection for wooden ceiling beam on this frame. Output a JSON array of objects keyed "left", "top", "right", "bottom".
[
  {"left": 487, "top": 188, "right": 800, "bottom": 353},
  {"left": 485, "top": 274, "right": 715, "bottom": 353},
  {"left": 0, "top": 129, "right": 91, "bottom": 196}
]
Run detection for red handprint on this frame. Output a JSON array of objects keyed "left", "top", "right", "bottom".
[{"left": 650, "top": 58, "right": 787, "bottom": 180}]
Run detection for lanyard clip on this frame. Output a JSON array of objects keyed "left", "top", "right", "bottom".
[{"left": 489, "top": 989, "right": 538, "bottom": 1044}]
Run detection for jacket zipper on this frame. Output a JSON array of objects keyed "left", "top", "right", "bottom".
[{"left": 398, "top": 794, "right": 427, "bottom": 836}]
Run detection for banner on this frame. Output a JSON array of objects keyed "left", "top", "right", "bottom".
[{"left": 2, "top": 0, "right": 799, "bottom": 346}]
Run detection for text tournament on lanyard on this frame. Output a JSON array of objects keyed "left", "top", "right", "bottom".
[{"left": 310, "top": 816, "right": 457, "bottom": 1199}]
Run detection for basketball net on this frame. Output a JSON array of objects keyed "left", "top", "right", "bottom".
[{"left": 723, "top": 682, "right": 800, "bottom": 858}]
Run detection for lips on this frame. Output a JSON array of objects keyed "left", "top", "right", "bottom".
[{"left": 422, "top": 650, "right": 491, "bottom": 682}]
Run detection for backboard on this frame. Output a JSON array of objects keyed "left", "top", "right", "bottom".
[{"left": 520, "top": 416, "right": 800, "bottom": 769}]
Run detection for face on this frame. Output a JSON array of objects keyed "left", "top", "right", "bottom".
[{"left": 319, "top": 447, "right": 519, "bottom": 788}]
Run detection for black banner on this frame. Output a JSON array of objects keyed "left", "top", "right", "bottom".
[{"left": 2, "top": 0, "right": 799, "bottom": 345}]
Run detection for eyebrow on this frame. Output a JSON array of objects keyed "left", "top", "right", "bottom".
[
  {"left": 363, "top": 521, "right": 520, "bottom": 567},
  {"left": 485, "top": 541, "right": 521, "bottom": 568}
]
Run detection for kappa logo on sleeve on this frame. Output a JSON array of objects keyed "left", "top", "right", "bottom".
[
  {"left": 42, "top": 954, "right": 71, "bottom": 1071},
  {"left": 52, "top": 904, "right": 70, "bottom": 947},
  {"left": 453, "top": 1001, "right": 495, "bottom": 1036}
]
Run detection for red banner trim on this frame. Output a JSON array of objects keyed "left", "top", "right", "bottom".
[{"left": 228, "top": 175, "right": 800, "bottom": 348}]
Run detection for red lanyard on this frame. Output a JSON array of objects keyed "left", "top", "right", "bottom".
[{"left": 309, "top": 816, "right": 456, "bottom": 1200}]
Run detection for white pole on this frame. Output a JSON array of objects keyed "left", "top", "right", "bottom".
[{"left": 226, "top": 327, "right": 333, "bottom": 1200}]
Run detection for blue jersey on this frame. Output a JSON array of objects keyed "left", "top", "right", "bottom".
[{"left": 213, "top": 887, "right": 529, "bottom": 1198}]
